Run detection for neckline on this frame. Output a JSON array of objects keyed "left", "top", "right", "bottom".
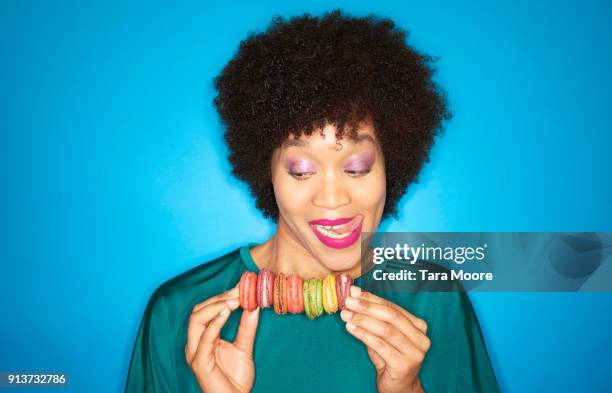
[
  {"left": 239, "top": 242, "right": 261, "bottom": 272},
  {"left": 238, "top": 243, "right": 380, "bottom": 286}
]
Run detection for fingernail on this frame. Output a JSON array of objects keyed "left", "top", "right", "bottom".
[
  {"left": 346, "top": 322, "right": 356, "bottom": 331},
  {"left": 247, "top": 307, "right": 260, "bottom": 317},
  {"left": 350, "top": 285, "right": 361, "bottom": 297},
  {"left": 219, "top": 307, "right": 229, "bottom": 316},
  {"left": 340, "top": 309, "right": 353, "bottom": 321},
  {"left": 345, "top": 297, "right": 359, "bottom": 309},
  {"left": 227, "top": 299, "right": 239, "bottom": 308}
]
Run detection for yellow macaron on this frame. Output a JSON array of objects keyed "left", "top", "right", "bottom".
[{"left": 322, "top": 274, "right": 338, "bottom": 314}]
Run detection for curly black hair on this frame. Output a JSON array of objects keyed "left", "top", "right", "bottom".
[{"left": 213, "top": 8, "right": 452, "bottom": 222}]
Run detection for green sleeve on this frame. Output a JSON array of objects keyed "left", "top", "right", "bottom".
[
  {"left": 452, "top": 291, "right": 501, "bottom": 393},
  {"left": 125, "top": 291, "right": 177, "bottom": 393}
]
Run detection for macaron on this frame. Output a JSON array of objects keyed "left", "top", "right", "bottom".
[
  {"left": 335, "top": 273, "right": 353, "bottom": 311},
  {"left": 304, "top": 278, "right": 323, "bottom": 320},
  {"left": 287, "top": 274, "right": 304, "bottom": 314},
  {"left": 257, "top": 268, "right": 275, "bottom": 308},
  {"left": 322, "top": 274, "right": 338, "bottom": 314},
  {"left": 273, "top": 272, "right": 288, "bottom": 315},
  {"left": 239, "top": 271, "right": 258, "bottom": 311}
]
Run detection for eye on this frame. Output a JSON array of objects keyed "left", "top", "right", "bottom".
[
  {"left": 288, "top": 171, "right": 314, "bottom": 180},
  {"left": 344, "top": 154, "right": 374, "bottom": 177},
  {"left": 345, "top": 168, "right": 371, "bottom": 177}
]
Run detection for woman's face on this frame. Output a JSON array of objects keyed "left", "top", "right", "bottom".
[{"left": 271, "top": 120, "right": 386, "bottom": 272}]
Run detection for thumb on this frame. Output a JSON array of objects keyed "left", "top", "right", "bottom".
[{"left": 234, "top": 307, "right": 260, "bottom": 356}]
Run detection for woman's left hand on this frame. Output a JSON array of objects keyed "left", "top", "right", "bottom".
[{"left": 341, "top": 286, "right": 430, "bottom": 393}]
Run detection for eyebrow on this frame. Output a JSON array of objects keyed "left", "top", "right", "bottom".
[{"left": 281, "top": 134, "right": 377, "bottom": 149}]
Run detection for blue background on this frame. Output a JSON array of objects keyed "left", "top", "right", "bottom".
[{"left": 1, "top": 1, "right": 611, "bottom": 392}]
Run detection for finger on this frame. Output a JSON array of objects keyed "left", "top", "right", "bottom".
[
  {"left": 367, "top": 347, "right": 386, "bottom": 373},
  {"left": 341, "top": 308, "right": 430, "bottom": 354},
  {"left": 345, "top": 321, "right": 403, "bottom": 365},
  {"left": 344, "top": 295, "right": 429, "bottom": 353},
  {"left": 186, "top": 298, "right": 240, "bottom": 363},
  {"left": 350, "top": 285, "right": 428, "bottom": 334},
  {"left": 234, "top": 307, "right": 260, "bottom": 356},
  {"left": 193, "top": 285, "right": 239, "bottom": 313},
  {"left": 194, "top": 305, "right": 233, "bottom": 370}
]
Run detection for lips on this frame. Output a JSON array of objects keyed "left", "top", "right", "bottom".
[
  {"left": 309, "top": 217, "right": 354, "bottom": 227},
  {"left": 309, "top": 214, "right": 365, "bottom": 249}
]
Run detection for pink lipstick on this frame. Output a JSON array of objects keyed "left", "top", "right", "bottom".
[{"left": 309, "top": 214, "right": 364, "bottom": 249}]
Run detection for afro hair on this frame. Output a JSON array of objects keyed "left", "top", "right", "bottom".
[{"left": 213, "top": 8, "right": 452, "bottom": 222}]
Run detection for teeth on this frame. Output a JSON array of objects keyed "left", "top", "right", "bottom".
[
  {"left": 317, "top": 224, "right": 345, "bottom": 230},
  {"left": 313, "top": 224, "right": 351, "bottom": 239}
]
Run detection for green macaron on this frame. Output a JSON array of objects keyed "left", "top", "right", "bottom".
[
  {"left": 303, "top": 279, "right": 313, "bottom": 319},
  {"left": 303, "top": 278, "right": 323, "bottom": 320},
  {"left": 313, "top": 278, "right": 323, "bottom": 318}
]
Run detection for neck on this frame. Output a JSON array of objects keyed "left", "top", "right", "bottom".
[{"left": 249, "top": 218, "right": 363, "bottom": 279}]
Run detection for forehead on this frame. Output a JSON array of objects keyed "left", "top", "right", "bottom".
[{"left": 280, "top": 122, "right": 378, "bottom": 150}]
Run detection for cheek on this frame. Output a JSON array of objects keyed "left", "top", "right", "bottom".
[
  {"left": 272, "top": 175, "right": 312, "bottom": 215},
  {"left": 351, "top": 172, "right": 386, "bottom": 208}
]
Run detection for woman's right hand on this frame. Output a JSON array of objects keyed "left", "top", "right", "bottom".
[{"left": 185, "top": 284, "right": 260, "bottom": 393}]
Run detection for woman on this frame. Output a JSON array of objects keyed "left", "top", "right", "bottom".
[{"left": 125, "top": 9, "right": 500, "bottom": 393}]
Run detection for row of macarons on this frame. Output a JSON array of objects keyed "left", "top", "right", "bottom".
[{"left": 238, "top": 269, "right": 354, "bottom": 319}]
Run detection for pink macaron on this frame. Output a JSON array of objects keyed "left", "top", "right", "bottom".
[
  {"left": 335, "top": 272, "right": 353, "bottom": 311},
  {"left": 257, "top": 268, "right": 275, "bottom": 308}
]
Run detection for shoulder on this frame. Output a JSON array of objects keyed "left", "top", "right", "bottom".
[{"left": 144, "top": 245, "right": 246, "bottom": 317}]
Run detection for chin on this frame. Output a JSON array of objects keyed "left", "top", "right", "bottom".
[{"left": 315, "top": 246, "right": 362, "bottom": 272}]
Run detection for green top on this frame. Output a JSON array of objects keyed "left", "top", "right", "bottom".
[{"left": 125, "top": 243, "right": 500, "bottom": 393}]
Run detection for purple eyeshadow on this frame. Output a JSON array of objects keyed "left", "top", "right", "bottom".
[
  {"left": 345, "top": 153, "right": 374, "bottom": 171},
  {"left": 286, "top": 159, "right": 316, "bottom": 173}
]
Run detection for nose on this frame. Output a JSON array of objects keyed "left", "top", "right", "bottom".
[{"left": 311, "top": 170, "right": 351, "bottom": 210}]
